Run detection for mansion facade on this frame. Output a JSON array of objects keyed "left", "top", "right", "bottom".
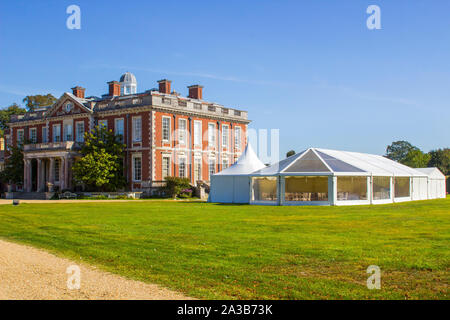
[{"left": 5, "top": 73, "right": 249, "bottom": 192}]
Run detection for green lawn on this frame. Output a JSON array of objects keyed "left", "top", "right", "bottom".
[{"left": 0, "top": 198, "right": 449, "bottom": 299}]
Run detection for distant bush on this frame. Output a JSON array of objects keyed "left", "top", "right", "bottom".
[
  {"left": 78, "top": 195, "right": 108, "bottom": 200},
  {"left": 178, "top": 188, "right": 193, "bottom": 198},
  {"left": 115, "top": 195, "right": 131, "bottom": 200}
]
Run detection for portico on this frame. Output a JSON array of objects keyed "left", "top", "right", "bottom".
[{"left": 23, "top": 142, "right": 80, "bottom": 192}]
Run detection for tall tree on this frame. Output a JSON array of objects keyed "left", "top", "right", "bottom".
[
  {"left": 385, "top": 141, "right": 417, "bottom": 162},
  {"left": 22, "top": 94, "right": 57, "bottom": 112},
  {"left": 428, "top": 148, "right": 450, "bottom": 175},
  {"left": 401, "top": 149, "right": 431, "bottom": 168},
  {"left": 72, "top": 126, "right": 126, "bottom": 191},
  {"left": 0, "top": 103, "right": 27, "bottom": 137},
  {"left": 0, "top": 143, "right": 24, "bottom": 185},
  {"left": 286, "top": 150, "right": 296, "bottom": 158}
]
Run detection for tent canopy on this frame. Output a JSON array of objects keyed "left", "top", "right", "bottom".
[
  {"left": 251, "top": 148, "right": 428, "bottom": 177},
  {"left": 209, "top": 144, "right": 265, "bottom": 204},
  {"left": 213, "top": 144, "right": 266, "bottom": 176},
  {"left": 415, "top": 167, "right": 446, "bottom": 179}
]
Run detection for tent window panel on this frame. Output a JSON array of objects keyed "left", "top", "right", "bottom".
[
  {"left": 284, "top": 150, "right": 330, "bottom": 173},
  {"left": 373, "top": 177, "right": 391, "bottom": 200},
  {"left": 394, "top": 177, "right": 410, "bottom": 198},
  {"left": 315, "top": 150, "right": 365, "bottom": 172},
  {"left": 252, "top": 177, "right": 277, "bottom": 201},
  {"left": 337, "top": 176, "right": 368, "bottom": 201},
  {"left": 285, "top": 176, "right": 328, "bottom": 202}
]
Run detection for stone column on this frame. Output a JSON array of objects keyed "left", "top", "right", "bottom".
[
  {"left": 59, "top": 157, "right": 65, "bottom": 191},
  {"left": 37, "top": 158, "right": 42, "bottom": 192},
  {"left": 49, "top": 158, "right": 55, "bottom": 184},
  {"left": 24, "top": 159, "right": 32, "bottom": 192},
  {"left": 23, "top": 159, "right": 28, "bottom": 192},
  {"left": 64, "top": 155, "right": 69, "bottom": 191},
  {"left": 66, "top": 156, "right": 72, "bottom": 190}
]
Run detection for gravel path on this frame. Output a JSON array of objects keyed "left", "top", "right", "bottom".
[{"left": 0, "top": 239, "right": 190, "bottom": 300}]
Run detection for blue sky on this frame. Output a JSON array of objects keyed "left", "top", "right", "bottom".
[{"left": 1, "top": 0, "right": 449, "bottom": 159}]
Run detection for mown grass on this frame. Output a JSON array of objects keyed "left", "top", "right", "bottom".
[{"left": 0, "top": 197, "right": 448, "bottom": 299}]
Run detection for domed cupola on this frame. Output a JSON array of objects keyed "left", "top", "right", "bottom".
[{"left": 120, "top": 72, "right": 137, "bottom": 95}]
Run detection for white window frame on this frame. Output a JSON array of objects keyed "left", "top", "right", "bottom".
[
  {"left": 194, "top": 157, "right": 202, "bottom": 182},
  {"left": 208, "top": 159, "right": 216, "bottom": 180},
  {"left": 53, "top": 124, "right": 61, "bottom": 142},
  {"left": 162, "top": 116, "right": 171, "bottom": 142},
  {"left": 178, "top": 118, "right": 187, "bottom": 145},
  {"left": 162, "top": 156, "right": 171, "bottom": 180},
  {"left": 132, "top": 154, "right": 142, "bottom": 182},
  {"left": 222, "top": 158, "right": 229, "bottom": 169},
  {"left": 132, "top": 116, "right": 142, "bottom": 142},
  {"left": 222, "top": 124, "right": 229, "bottom": 148},
  {"left": 114, "top": 118, "right": 124, "bottom": 140},
  {"left": 179, "top": 157, "right": 187, "bottom": 178},
  {"left": 17, "top": 129, "right": 24, "bottom": 143},
  {"left": 208, "top": 123, "right": 216, "bottom": 147},
  {"left": 63, "top": 123, "right": 73, "bottom": 142},
  {"left": 42, "top": 127, "right": 48, "bottom": 143},
  {"left": 75, "top": 121, "right": 85, "bottom": 143},
  {"left": 29, "top": 128, "right": 37, "bottom": 143},
  {"left": 194, "top": 120, "right": 202, "bottom": 146},
  {"left": 235, "top": 126, "right": 242, "bottom": 150}
]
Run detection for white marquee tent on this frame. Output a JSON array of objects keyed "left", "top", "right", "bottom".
[
  {"left": 248, "top": 148, "right": 447, "bottom": 205},
  {"left": 208, "top": 147, "right": 446, "bottom": 206},
  {"left": 209, "top": 144, "right": 266, "bottom": 203},
  {"left": 415, "top": 168, "right": 447, "bottom": 199}
]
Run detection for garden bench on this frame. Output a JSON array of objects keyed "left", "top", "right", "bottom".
[{"left": 59, "top": 191, "right": 77, "bottom": 199}]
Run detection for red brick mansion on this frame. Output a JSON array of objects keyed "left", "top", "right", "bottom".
[{"left": 5, "top": 73, "right": 249, "bottom": 192}]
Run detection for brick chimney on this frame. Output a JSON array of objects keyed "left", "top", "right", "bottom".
[
  {"left": 188, "top": 85, "right": 203, "bottom": 100},
  {"left": 71, "top": 86, "right": 85, "bottom": 99},
  {"left": 108, "top": 81, "right": 121, "bottom": 97},
  {"left": 158, "top": 79, "right": 172, "bottom": 94}
]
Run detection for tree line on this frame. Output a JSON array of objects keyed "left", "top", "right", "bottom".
[
  {"left": 0, "top": 94, "right": 57, "bottom": 138},
  {"left": 385, "top": 141, "right": 449, "bottom": 175}
]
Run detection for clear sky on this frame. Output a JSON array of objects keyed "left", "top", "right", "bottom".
[{"left": 1, "top": 0, "right": 449, "bottom": 159}]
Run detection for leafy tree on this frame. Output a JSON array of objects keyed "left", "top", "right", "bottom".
[
  {"left": 286, "top": 150, "right": 296, "bottom": 158},
  {"left": 401, "top": 149, "right": 431, "bottom": 168},
  {"left": 0, "top": 143, "right": 24, "bottom": 185},
  {"left": 22, "top": 94, "right": 57, "bottom": 112},
  {"left": 72, "top": 126, "right": 126, "bottom": 191},
  {"left": 0, "top": 103, "right": 26, "bottom": 137},
  {"left": 428, "top": 148, "right": 450, "bottom": 175},
  {"left": 385, "top": 141, "right": 417, "bottom": 162},
  {"left": 164, "top": 176, "right": 191, "bottom": 198}
]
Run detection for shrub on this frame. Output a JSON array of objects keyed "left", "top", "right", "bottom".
[
  {"left": 164, "top": 176, "right": 191, "bottom": 198},
  {"left": 179, "top": 188, "right": 193, "bottom": 198},
  {"left": 116, "top": 195, "right": 132, "bottom": 200}
]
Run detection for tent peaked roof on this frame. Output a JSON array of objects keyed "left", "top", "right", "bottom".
[
  {"left": 415, "top": 167, "right": 446, "bottom": 179},
  {"left": 251, "top": 148, "right": 429, "bottom": 177},
  {"left": 251, "top": 150, "right": 306, "bottom": 175},
  {"left": 214, "top": 144, "right": 266, "bottom": 176}
]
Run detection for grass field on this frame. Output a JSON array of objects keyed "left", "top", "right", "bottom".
[{"left": 0, "top": 197, "right": 448, "bottom": 299}]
